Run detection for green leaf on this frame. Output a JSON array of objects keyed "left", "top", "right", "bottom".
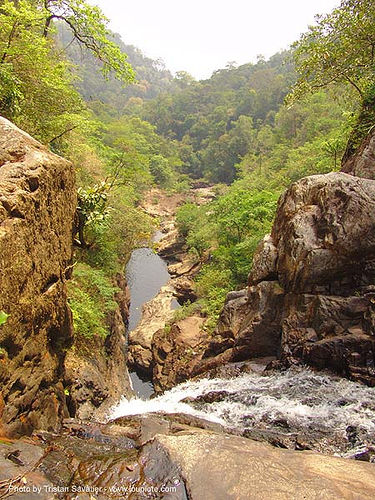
[{"left": 0, "top": 311, "right": 9, "bottom": 326}]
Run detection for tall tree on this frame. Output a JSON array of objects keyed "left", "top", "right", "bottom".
[
  {"left": 287, "top": 0, "right": 375, "bottom": 160},
  {"left": 0, "top": 0, "right": 134, "bottom": 141},
  {"left": 289, "top": 0, "right": 375, "bottom": 103},
  {"left": 41, "top": 0, "right": 134, "bottom": 82}
]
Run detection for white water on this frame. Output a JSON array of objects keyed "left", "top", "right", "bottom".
[{"left": 109, "top": 367, "right": 375, "bottom": 456}]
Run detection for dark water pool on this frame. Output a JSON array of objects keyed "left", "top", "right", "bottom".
[
  {"left": 126, "top": 246, "right": 170, "bottom": 332},
  {"left": 126, "top": 235, "right": 178, "bottom": 398}
]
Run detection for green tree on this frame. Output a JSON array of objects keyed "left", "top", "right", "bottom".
[
  {"left": 289, "top": 0, "right": 375, "bottom": 103},
  {"left": 76, "top": 181, "right": 112, "bottom": 248},
  {"left": 149, "top": 154, "right": 172, "bottom": 187},
  {"left": 288, "top": 0, "right": 375, "bottom": 157},
  {"left": 42, "top": 0, "right": 134, "bottom": 82},
  {"left": 0, "top": 0, "right": 134, "bottom": 141}
]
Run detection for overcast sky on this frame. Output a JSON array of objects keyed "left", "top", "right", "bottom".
[{"left": 91, "top": 0, "right": 339, "bottom": 80}]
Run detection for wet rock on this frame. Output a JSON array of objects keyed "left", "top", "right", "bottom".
[
  {"left": 153, "top": 431, "right": 375, "bottom": 499},
  {"left": 0, "top": 117, "right": 76, "bottom": 437},
  {"left": 182, "top": 390, "right": 230, "bottom": 405},
  {"left": 194, "top": 358, "right": 276, "bottom": 380},
  {"left": 1, "top": 412, "right": 375, "bottom": 499}
]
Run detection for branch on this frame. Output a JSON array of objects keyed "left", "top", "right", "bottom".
[
  {"left": 1, "top": 21, "right": 18, "bottom": 64},
  {"left": 48, "top": 125, "right": 79, "bottom": 144},
  {"left": 343, "top": 75, "right": 364, "bottom": 97}
]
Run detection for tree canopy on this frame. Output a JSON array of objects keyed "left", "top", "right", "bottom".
[
  {"left": 42, "top": 0, "right": 134, "bottom": 82},
  {"left": 0, "top": 0, "right": 134, "bottom": 141},
  {"left": 289, "top": 0, "right": 375, "bottom": 104}
]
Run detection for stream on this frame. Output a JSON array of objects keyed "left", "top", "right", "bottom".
[
  {"left": 122, "top": 231, "right": 375, "bottom": 459},
  {"left": 126, "top": 231, "right": 179, "bottom": 398},
  {"left": 111, "top": 367, "right": 375, "bottom": 458}
]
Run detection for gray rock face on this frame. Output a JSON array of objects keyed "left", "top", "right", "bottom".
[
  {"left": 270, "top": 172, "right": 375, "bottom": 292},
  {"left": 342, "top": 128, "right": 375, "bottom": 179},
  {"left": 200, "top": 171, "right": 375, "bottom": 384}
]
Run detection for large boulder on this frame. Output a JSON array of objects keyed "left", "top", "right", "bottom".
[
  {"left": 152, "top": 316, "right": 206, "bottom": 391},
  {"left": 153, "top": 431, "right": 375, "bottom": 500},
  {"left": 2, "top": 416, "right": 374, "bottom": 499},
  {"left": 198, "top": 171, "right": 375, "bottom": 384},
  {"left": 0, "top": 117, "right": 76, "bottom": 436}
]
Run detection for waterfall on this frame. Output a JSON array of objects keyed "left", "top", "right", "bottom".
[{"left": 109, "top": 367, "right": 375, "bottom": 457}]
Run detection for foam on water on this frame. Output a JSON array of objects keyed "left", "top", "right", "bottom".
[{"left": 109, "top": 368, "right": 375, "bottom": 455}]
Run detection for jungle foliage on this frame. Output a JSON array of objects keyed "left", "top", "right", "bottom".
[{"left": 1, "top": 0, "right": 374, "bottom": 335}]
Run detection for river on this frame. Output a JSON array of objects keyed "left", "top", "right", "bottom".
[
  {"left": 126, "top": 231, "right": 179, "bottom": 398},
  {"left": 122, "top": 234, "right": 375, "bottom": 459}
]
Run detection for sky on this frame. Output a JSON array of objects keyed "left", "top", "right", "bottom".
[{"left": 92, "top": 0, "right": 340, "bottom": 80}]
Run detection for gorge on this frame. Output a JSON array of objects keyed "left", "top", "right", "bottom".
[
  {"left": 1, "top": 116, "right": 375, "bottom": 498},
  {"left": 1, "top": 0, "right": 375, "bottom": 497}
]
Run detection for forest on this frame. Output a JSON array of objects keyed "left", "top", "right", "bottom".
[{"left": 0, "top": 0, "right": 374, "bottom": 339}]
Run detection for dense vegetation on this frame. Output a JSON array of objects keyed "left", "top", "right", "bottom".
[
  {"left": 1, "top": 0, "right": 373, "bottom": 336},
  {"left": 0, "top": 0, "right": 175, "bottom": 340}
]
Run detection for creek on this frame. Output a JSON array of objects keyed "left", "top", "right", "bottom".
[
  {"left": 123, "top": 229, "right": 375, "bottom": 459},
  {"left": 126, "top": 231, "right": 179, "bottom": 398},
  {"left": 111, "top": 367, "right": 375, "bottom": 457}
]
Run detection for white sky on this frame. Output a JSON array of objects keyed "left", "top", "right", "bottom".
[{"left": 91, "top": 0, "right": 340, "bottom": 80}]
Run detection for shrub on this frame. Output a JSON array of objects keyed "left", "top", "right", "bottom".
[{"left": 68, "top": 263, "right": 119, "bottom": 338}]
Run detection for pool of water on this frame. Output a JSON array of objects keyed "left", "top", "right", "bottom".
[
  {"left": 126, "top": 235, "right": 179, "bottom": 398},
  {"left": 126, "top": 247, "right": 171, "bottom": 332}
]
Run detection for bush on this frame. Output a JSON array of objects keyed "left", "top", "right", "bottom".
[
  {"left": 176, "top": 203, "right": 201, "bottom": 237},
  {"left": 68, "top": 263, "right": 119, "bottom": 338}
]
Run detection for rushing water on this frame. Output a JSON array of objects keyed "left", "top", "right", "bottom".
[
  {"left": 125, "top": 233, "right": 179, "bottom": 398},
  {"left": 110, "top": 367, "right": 375, "bottom": 457},
  {"left": 122, "top": 232, "right": 375, "bottom": 458}
]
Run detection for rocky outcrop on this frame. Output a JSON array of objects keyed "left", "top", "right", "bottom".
[
  {"left": 1, "top": 415, "right": 375, "bottom": 499},
  {"left": 200, "top": 171, "right": 375, "bottom": 384},
  {"left": 152, "top": 316, "right": 206, "bottom": 391},
  {"left": 342, "top": 127, "right": 375, "bottom": 180},
  {"left": 0, "top": 117, "right": 76, "bottom": 437},
  {"left": 64, "top": 274, "right": 133, "bottom": 420},
  {"left": 128, "top": 283, "right": 176, "bottom": 375}
]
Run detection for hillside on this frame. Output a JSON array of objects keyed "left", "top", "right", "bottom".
[{"left": 57, "top": 24, "right": 175, "bottom": 112}]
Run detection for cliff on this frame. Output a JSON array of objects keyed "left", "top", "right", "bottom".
[
  {"left": 0, "top": 118, "right": 132, "bottom": 436},
  {"left": 0, "top": 117, "right": 76, "bottom": 436},
  {"left": 64, "top": 273, "right": 133, "bottom": 420}
]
